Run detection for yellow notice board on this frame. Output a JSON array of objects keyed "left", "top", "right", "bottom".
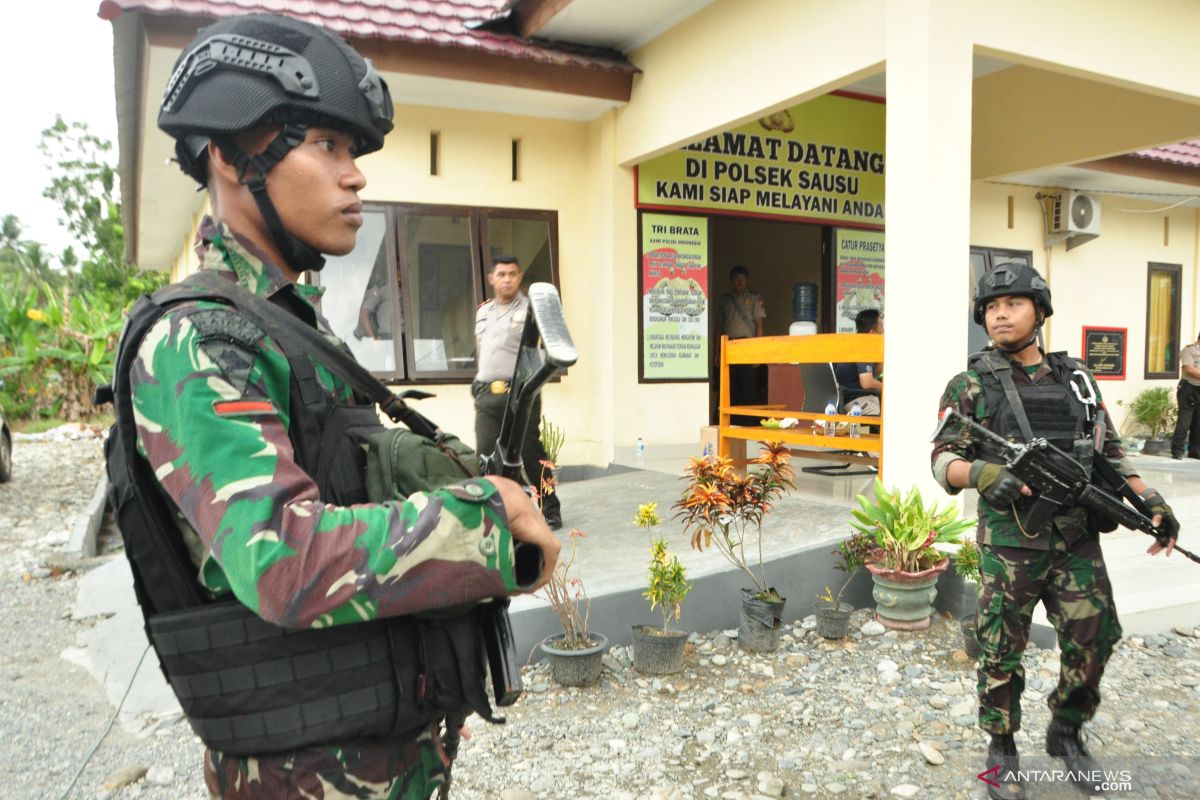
[
  {"left": 637, "top": 94, "right": 884, "bottom": 227},
  {"left": 641, "top": 213, "right": 709, "bottom": 381}
]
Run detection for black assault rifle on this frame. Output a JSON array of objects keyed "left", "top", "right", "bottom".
[
  {"left": 440, "top": 283, "right": 577, "bottom": 797},
  {"left": 933, "top": 407, "right": 1198, "bottom": 564},
  {"left": 476, "top": 282, "right": 577, "bottom": 707}
]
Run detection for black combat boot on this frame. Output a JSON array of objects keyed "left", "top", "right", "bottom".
[
  {"left": 1046, "top": 718, "right": 1104, "bottom": 793},
  {"left": 985, "top": 733, "right": 1025, "bottom": 800}
]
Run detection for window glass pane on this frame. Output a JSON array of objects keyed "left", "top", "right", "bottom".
[
  {"left": 319, "top": 210, "right": 400, "bottom": 374},
  {"left": 403, "top": 214, "right": 477, "bottom": 374},
  {"left": 486, "top": 217, "right": 553, "bottom": 286},
  {"left": 967, "top": 251, "right": 989, "bottom": 356},
  {"left": 1148, "top": 268, "right": 1178, "bottom": 373}
]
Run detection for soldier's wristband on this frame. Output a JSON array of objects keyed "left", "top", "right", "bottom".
[
  {"left": 1139, "top": 488, "right": 1165, "bottom": 507},
  {"left": 968, "top": 460, "right": 999, "bottom": 488}
]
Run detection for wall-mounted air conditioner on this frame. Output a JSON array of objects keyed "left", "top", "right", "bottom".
[{"left": 1049, "top": 191, "right": 1101, "bottom": 236}]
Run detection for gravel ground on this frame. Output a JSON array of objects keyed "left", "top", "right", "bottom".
[{"left": 2, "top": 433, "right": 1199, "bottom": 800}]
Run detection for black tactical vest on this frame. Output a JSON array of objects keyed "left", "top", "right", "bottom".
[
  {"left": 101, "top": 275, "right": 494, "bottom": 756},
  {"left": 969, "top": 349, "right": 1100, "bottom": 541},
  {"left": 970, "top": 349, "right": 1089, "bottom": 453}
]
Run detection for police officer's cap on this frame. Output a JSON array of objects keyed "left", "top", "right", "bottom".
[
  {"left": 158, "top": 13, "right": 394, "bottom": 183},
  {"left": 973, "top": 261, "right": 1054, "bottom": 324}
]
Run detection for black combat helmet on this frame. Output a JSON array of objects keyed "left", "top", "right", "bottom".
[
  {"left": 972, "top": 261, "right": 1054, "bottom": 325},
  {"left": 157, "top": 13, "right": 394, "bottom": 269}
]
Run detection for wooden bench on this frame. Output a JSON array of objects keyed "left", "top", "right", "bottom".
[{"left": 719, "top": 333, "right": 884, "bottom": 474}]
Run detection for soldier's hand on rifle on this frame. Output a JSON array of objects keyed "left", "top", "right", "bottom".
[
  {"left": 485, "top": 476, "right": 560, "bottom": 590},
  {"left": 1140, "top": 489, "right": 1179, "bottom": 557},
  {"left": 969, "top": 460, "right": 1032, "bottom": 507}
]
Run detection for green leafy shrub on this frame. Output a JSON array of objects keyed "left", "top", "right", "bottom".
[{"left": 850, "top": 479, "right": 975, "bottom": 573}]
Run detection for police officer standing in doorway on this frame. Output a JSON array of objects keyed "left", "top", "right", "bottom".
[
  {"left": 1171, "top": 331, "right": 1200, "bottom": 459},
  {"left": 106, "top": 13, "right": 558, "bottom": 799},
  {"left": 931, "top": 262, "right": 1180, "bottom": 800},
  {"left": 473, "top": 255, "right": 563, "bottom": 529}
]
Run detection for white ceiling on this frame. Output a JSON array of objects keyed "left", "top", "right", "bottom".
[
  {"left": 535, "top": 0, "right": 715, "bottom": 53},
  {"left": 840, "top": 54, "right": 1015, "bottom": 99},
  {"left": 989, "top": 166, "right": 1200, "bottom": 208}
]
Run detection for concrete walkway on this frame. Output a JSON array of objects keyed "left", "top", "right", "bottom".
[{"left": 69, "top": 446, "right": 1200, "bottom": 726}]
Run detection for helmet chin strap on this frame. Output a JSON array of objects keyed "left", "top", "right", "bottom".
[
  {"left": 230, "top": 124, "right": 327, "bottom": 273},
  {"left": 993, "top": 311, "right": 1044, "bottom": 355}
]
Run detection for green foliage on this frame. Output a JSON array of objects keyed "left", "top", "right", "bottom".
[
  {"left": 643, "top": 537, "right": 693, "bottom": 633},
  {"left": 0, "top": 284, "right": 125, "bottom": 420},
  {"left": 850, "top": 479, "right": 975, "bottom": 574},
  {"left": 540, "top": 415, "right": 565, "bottom": 465},
  {"left": 1119, "top": 387, "right": 1177, "bottom": 440},
  {"left": 954, "top": 538, "right": 981, "bottom": 584},
  {"left": 825, "top": 530, "right": 878, "bottom": 604},
  {"left": 0, "top": 117, "right": 169, "bottom": 421}
]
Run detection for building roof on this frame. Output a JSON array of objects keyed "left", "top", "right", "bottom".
[
  {"left": 97, "top": 0, "right": 638, "bottom": 73},
  {"left": 1133, "top": 140, "right": 1200, "bottom": 168}
]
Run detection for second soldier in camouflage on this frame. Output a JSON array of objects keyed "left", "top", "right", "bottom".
[{"left": 931, "top": 262, "right": 1179, "bottom": 800}]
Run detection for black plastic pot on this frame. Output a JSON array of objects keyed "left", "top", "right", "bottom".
[
  {"left": 541, "top": 632, "right": 608, "bottom": 687},
  {"left": 631, "top": 625, "right": 687, "bottom": 675},
  {"left": 814, "top": 600, "right": 853, "bottom": 639},
  {"left": 738, "top": 588, "right": 786, "bottom": 652},
  {"left": 961, "top": 617, "right": 981, "bottom": 660}
]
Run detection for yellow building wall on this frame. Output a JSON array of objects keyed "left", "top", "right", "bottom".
[
  {"left": 617, "top": 0, "right": 885, "bottom": 165},
  {"left": 970, "top": 181, "right": 1199, "bottom": 432},
  {"left": 359, "top": 103, "right": 611, "bottom": 462}
]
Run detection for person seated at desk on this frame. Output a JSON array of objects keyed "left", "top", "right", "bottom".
[{"left": 834, "top": 308, "right": 883, "bottom": 415}]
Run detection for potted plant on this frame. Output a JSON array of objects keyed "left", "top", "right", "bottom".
[
  {"left": 634, "top": 539, "right": 694, "bottom": 675},
  {"left": 953, "top": 537, "right": 982, "bottom": 659},
  {"left": 850, "top": 480, "right": 975, "bottom": 630},
  {"left": 1119, "top": 388, "right": 1177, "bottom": 456},
  {"left": 539, "top": 529, "right": 608, "bottom": 687},
  {"left": 629, "top": 502, "right": 693, "bottom": 674},
  {"left": 814, "top": 531, "right": 876, "bottom": 640},
  {"left": 534, "top": 416, "right": 566, "bottom": 511},
  {"left": 675, "top": 441, "right": 795, "bottom": 653}
]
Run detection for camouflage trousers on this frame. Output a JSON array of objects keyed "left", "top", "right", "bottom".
[
  {"left": 976, "top": 532, "right": 1122, "bottom": 734},
  {"left": 205, "top": 725, "right": 450, "bottom": 799}
]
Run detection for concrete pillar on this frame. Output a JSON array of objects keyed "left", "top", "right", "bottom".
[{"left": 881, "top": 1, "right": 973, "bottom": 495}]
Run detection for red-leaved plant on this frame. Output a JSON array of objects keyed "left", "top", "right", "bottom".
[{"left": 674, "top": 441, "right": 795, "bottom": 601}]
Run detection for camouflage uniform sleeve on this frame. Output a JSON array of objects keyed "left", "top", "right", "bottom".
[
  {"left": 930, "top": 370, "right": 982, "bottom": 494},
  {"left": 130, "top": 305, "right": 519, "bottom": 629}
]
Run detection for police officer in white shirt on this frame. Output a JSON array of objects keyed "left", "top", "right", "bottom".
[{"left": 472, "top": 255, "right": 563, "bottom": 529}]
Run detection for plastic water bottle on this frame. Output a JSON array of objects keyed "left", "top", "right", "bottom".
[
  {"left": 824, "top": 401, "right": 838, "bottom": 437},
  {"left": 849, "top": 404, "right": 863, "bottom": 438},
  {"left": 635, "top": 437, "right": 646, "bottom": 466}
]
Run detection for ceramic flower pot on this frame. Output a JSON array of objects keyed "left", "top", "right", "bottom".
[
  {"left": 540, "top": 632, "right": 608, "bottom": 687},
  {"left": 866, "top": 557, "right": 949, "bottom": 630}
]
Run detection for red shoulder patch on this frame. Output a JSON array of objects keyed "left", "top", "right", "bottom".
[{"left": 213, "top": 399, "right": 276, "bottom": 417}]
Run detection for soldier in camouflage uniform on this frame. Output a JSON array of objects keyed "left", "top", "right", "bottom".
[
  {"left": 931, "top": 262, "right": 1179, "bottom": 800},
  {"left": 118, "top": 13, "right": 559, "bottom": 800}
]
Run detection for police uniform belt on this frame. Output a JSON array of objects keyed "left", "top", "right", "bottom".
[{"left": 471, "top": 380, "right": 510, "bottom": 397}]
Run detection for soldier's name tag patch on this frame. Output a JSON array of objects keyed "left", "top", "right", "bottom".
[{"left": 212, "top": 399, "right": 276, "bottom": 417}]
